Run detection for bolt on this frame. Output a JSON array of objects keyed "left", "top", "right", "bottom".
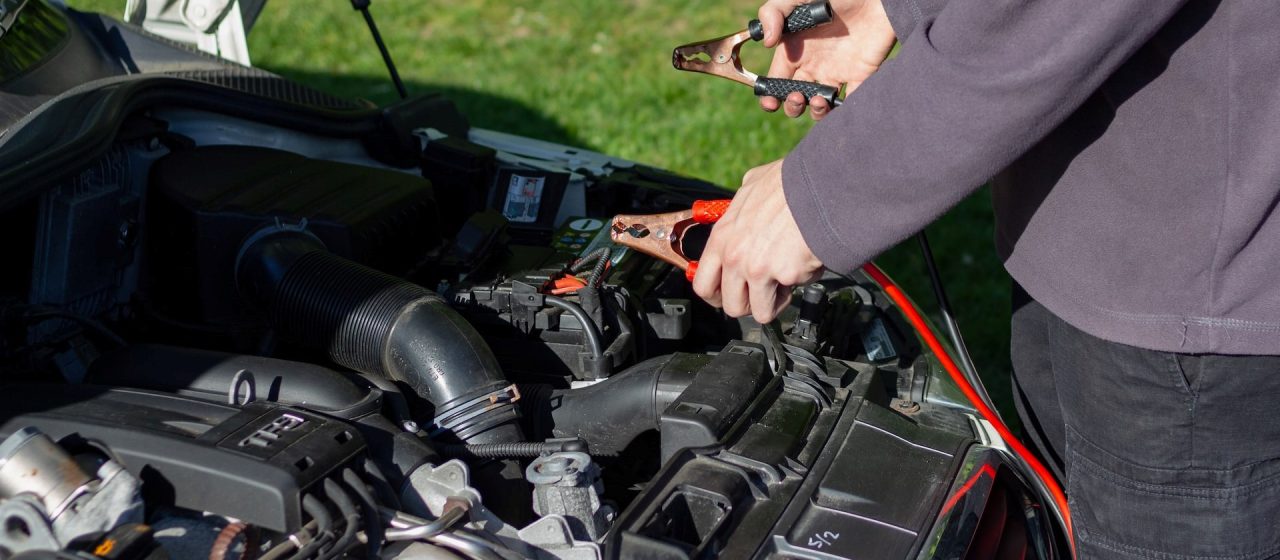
[
  {"left": 117, "top": 220, "right": 138, "bottom": 248},
  {"left": 892, "top": 399, "right": 921, "bottom": 414}
]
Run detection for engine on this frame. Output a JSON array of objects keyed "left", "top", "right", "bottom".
[{"left": 0, "top": 101, "right": 1055, "bottom": 559}]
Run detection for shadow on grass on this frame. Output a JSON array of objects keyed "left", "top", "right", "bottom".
[
  {"left": 263, "top": 67, "right": 594, "bottom": 150},
  {"left": 267, "top": 66, "right": 1020, "bottom": 424}
]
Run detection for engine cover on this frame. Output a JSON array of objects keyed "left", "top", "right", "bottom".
[{"left": 0, "top": 385, "right": 365, "bottom": 532}]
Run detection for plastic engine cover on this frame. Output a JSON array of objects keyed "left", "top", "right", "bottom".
[{"left": 0, "top": 385, "right": 365, "bottom": 532}]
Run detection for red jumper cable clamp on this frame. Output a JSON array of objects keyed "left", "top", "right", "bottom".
[{"left": 610, "top": 199, "right": 731, "bottom": 282}]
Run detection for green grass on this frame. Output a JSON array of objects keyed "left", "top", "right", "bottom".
[{"left": 67, "top": 0, "right": 1017, "bottom": 420}]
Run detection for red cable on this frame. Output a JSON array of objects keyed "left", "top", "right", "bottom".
[{"left": 861, "top": 263, "right": 1075, "bottom": 551}]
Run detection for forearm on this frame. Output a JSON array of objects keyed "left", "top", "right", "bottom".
[{"left": 785, "top": 0, "right": 1190, "bottom": 272}]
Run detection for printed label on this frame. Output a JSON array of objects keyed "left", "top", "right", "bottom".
[
  {"left": 503, "top": 175, "right": 545, "bottom": 223},
  {"left": 861, "top": 317, "right": 897, "bottom": 361}
]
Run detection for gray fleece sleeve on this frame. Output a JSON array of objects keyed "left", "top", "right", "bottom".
[
  {"left": 782, "top": 0, "right": 1190, "bottom": 273},
  {"left": 880, "top": 0, "right": 947, "bottom": 40}
]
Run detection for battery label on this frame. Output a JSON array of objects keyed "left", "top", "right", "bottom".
[
  {"left": 503, "top": 175, "right": 545, "bottom": 223},
  {"left": 553, "top": 216, "right": 609, "bottom": 254},
  {"left": 861, "top": 317, "right": 897, "bottom": 361}
]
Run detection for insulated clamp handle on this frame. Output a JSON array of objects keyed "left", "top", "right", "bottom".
[
  {"left": 746, "top": 1, "right": 842, "bottom": 107},
  {"left": 748, "top": 1, "right": 834, "bottom": 41},
  {"left": 754, "top": 77, "right": 841, "bottom": 107},
  {"left": 692, "top": 199, "right": 731, "bottom": 223},
  {"left": 686, "top": 199, "right": 732, "bottom": 281}
]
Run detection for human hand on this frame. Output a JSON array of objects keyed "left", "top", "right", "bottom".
[
  {"left": 757, "top": 0, "right": 896, "bottom": 120},
  {"left": 691, "top": 159, "right": 823, "bottom": 324}
]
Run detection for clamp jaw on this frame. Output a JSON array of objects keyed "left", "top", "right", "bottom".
[{"left": 610, "top": 200, "right": 731, "bottom": 281}]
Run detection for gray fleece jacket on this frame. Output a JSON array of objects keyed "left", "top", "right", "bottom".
[{"left": 782, "top": 0, "right": 1280, "bottom": 354}]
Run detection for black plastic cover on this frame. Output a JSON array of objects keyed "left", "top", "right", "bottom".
[
  {"left": 86, "top": 344, "right": 381, "bottom": 419},
  {"left": 146, "top": 145, "right": 440, "bottom": 324},
  {"left": 610, "top": 349, "right": 983, "bottom": 559},
  {"left": 0, "top": 385, "right": 365, "bottom": 532},
  {"left": 659, "top": 341, "right": 771, "bottom": 461},
  {"left": 421, "top": 136, "right": 497, "bottom": 236},
  {"left": 363, "top": 93, "right": 470, "bottom": 168}
]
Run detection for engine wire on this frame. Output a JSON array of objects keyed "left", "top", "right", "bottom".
[
  {"left": 300, "top": 495, "right": 331, "bottom": 536},
  {"left": 543, "top": 295, "right": 605, "bottom": 361},
  {"left": 17, "top": 307, "right": 126, "bottom": 348},
  {"left": 361, "top": 458, "right": 402, "bottom": 511},
  {"left": 318, "top": 479, "right": 360, "bottom": 560},
  {"left": 256, "top": 520, "right": 318, "bottom": 560},
  {"left": 569, "top": 248, "right": 608, "bottom": 274},
  {"left": 341, "top": 469, "right": 383, "bottom": 557},
  {"left": 585, "top": 247, "right": 612, "bottom": 288}
]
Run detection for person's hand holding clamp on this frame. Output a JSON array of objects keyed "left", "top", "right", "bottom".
[
  {"left": 756, "top": 0, "right": 895, "bottom": 119},
  {"left": 691, "top": 160, "right": 824, "bottom": 323}
]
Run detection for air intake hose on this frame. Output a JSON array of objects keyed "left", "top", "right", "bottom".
[
  {"left": 236, "top": 230, "right": 521, "bottom": 444},
  {"left": 520, "top": 354, "right": 698, "bottom": 455}
]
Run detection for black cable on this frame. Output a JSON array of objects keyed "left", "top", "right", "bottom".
[
  {"left": 350, "top": 0, "right": 408, "bottom": 99},
  {"left": 440, "top": 439, "right": 588, "bottom": 459},
  {"left": 341, "top": 468, "right": 382, "bottom": 558},
  {"left": 543, "top": 295, "right": 605, "bottom": 360},
  {"left": 319, "top": 478, "right": 359, "bottom": 560},
  {"left": 915, "top": 232, "right": 987, "bottom": 404},
  {"left": 361, "top": 457, "right": 402, "bottom": 511},
  {"left": 284, "top": 535, "right": 330, "bottom": 560},
  {"left": 22, "top": 309, "right": 126, "bottom": 348},
  {"left": 586, "top": 247, "right": 612, "bottom": 288},
  {"left": 284, "top": 519, "right": 332, "bottom": 560},
  {"left": 258, "top": 520, "right": 319, "bottom": 560},
  {"left": 569, "top": 248, "right": 608, "bottom": 274},
  {"left": 616, "top": 287, "right": 649, "bottom": 358},
  {"left": 300, "top": 494, "right": 332, "bottom": 535}
]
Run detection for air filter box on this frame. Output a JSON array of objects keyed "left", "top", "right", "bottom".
[{"left": 146, "top": 145, "right": 440, "bottom": 324}]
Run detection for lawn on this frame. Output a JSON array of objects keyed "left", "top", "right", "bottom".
[{"left": 67, "top": 0, "right": 1017, "bottom": 420}]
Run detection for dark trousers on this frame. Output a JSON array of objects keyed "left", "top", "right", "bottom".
[{"left": 1010, "top": 291, "right": 1280, "bottom": 559}]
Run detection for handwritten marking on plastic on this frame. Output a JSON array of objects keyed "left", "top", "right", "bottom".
[{"left": 807, "top": 531, "right": 840, "bottom": 549}]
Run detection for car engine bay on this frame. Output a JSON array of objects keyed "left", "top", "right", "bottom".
[{"left": 0, "top": 5, "right": 1065, "bottom": 558}]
